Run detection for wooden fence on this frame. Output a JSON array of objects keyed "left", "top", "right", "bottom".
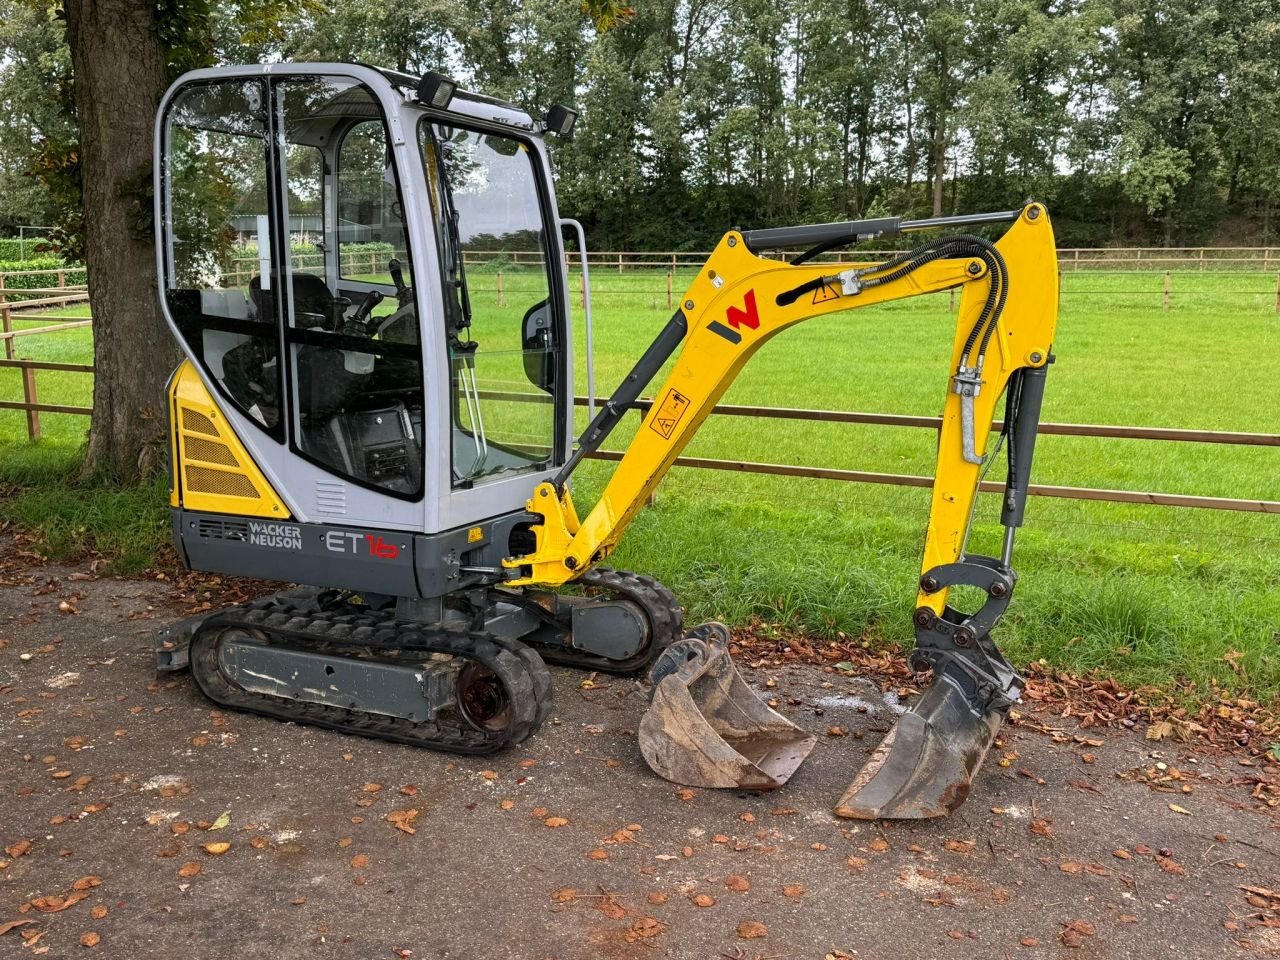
[{"left": 1, "top": 271, "right": 1276, "bottom": 515}]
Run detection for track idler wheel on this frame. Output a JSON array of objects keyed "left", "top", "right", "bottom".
[{"left": 639, "top": 623, "right": 817, "bottom": 791}]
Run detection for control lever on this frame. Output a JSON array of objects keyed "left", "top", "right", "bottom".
[
  {"left": 343, "top": 290, "right": 384, "bottom": 337},
  {"left": 388, "top": 258, "right": 408, "bottom": 299}
]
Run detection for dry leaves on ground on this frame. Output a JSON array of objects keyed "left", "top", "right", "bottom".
[{"left": 737, "top": 920, "right": 768, "bottom": 940}]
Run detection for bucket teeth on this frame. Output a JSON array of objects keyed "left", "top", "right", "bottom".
[
  {"left": 834, "top": 664, "right": 1006, "bottom": 820},
  {"left": 639, "top": 623, "right": 817, "bottom": 791}
]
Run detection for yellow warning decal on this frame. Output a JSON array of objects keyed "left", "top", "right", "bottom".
[
  {"left": 467, "top": 526, "right": 484, "bottom": 543},
  {"left": 648, "top": 388, "right": 691, "bottom": 440},
  {"left": 812, "top": 280, "right": 840, "bottom": 304}
]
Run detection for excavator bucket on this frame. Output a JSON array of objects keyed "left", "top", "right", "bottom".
[
  {"left": 639, "top": 625, "right": 818, "bottom": 791},
  {"left": 833, "top": 662, "right": 1005, "bottom": 819}
]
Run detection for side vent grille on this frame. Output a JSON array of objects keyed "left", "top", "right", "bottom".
[
  {"left": 169, "top": 360, "right": 289, "bottom": 518},
  {"left": 195, "top": 518, "right": 249, "bottom": 541},
  {"left": 315, "top": 480, "right": 347, "bottom": 516},
  {"left": 181, "top": 408, "right": 218, "bottom": 436},
  {"left": 184, "top": 435, "right": 239, "bottom": 467},
  {"left": 185, "top": 466, "right": 260, "bottom": 499}
]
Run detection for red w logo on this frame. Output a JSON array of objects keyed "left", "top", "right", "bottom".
[{"left": 726, "top": 290, "right": 760, "bottom": 330}]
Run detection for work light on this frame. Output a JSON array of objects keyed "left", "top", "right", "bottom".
[{"left": 417, "top": 72, "right": 456, "bottom": 110}]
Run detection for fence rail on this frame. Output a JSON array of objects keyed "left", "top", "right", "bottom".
[{"left": 0, "top": 279, "right": 1275, "bottom": 515}]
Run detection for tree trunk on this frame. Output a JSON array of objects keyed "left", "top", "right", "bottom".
[{"left": 68, "top": 0, "right": 179, "bottom": 483}]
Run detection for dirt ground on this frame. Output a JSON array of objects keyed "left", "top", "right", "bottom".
[{"left": 2, "top": 556, "right": 1278, "bottom": 960}]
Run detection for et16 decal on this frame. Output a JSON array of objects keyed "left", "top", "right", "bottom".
[{"left": 325, "top": 531, "right": 401, "bottom": 559}]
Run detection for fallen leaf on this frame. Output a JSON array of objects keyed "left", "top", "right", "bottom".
[
  {"left": 691, "top": 894, "right": 715, "bottom": 908},
  {"left": 290, "top": 897, "right": 306, "bottom": 906},
  {"left": 544, "top": 817, "right": 569, "bottom": 828},
  {"left": 675, "top": 789, "right": 694, "bottom": 801},
  {"left": 90, "top": 906, "right": 107, "bottom": 920},
  {"left": 350, "top": 854, "right": 369, "bottom": 870},
  {"left": 595, "top": 895, "right": 626, "bottom": 920},
  {"left": 71, "top": 877, "right": 101, "bottom": 891},
  {"left": 499, "top": 800, "right": 514, "bottom": 811},
  {"left": 209, "top": 811, "right": 231, "bottom": 830},
  {"left": 80, "top": 931, "right": 100, "bottom": 948},
  {"left": 362, "top": 783, "right": 383, "bottom": 793},
  {"left": 0, "top": 920, "right": 35, "bottom": 936},
  {"left": 1112, "top": 849, "right": 1131, "bottom": 860},
  {"left": 1156, "top": 856, "right": 1187, "bottom": 876},
  {"left": 827, "top": 726, "right": 848, "bottom": 737},
  {"left": 399, "top": 785, "right": 419, "bottom": 797},
  {"left": 868, "top": 838, "right": 890, "bottom": 853},
  {"left": 480, "top": 771, "right": 497, "bottom": 781},
  {"left": 681, "top": 846, "right": 694, "bottom": 857},
  {"left": 626, "top": 917, "right": 663, "bottom": 942},
  {"left": 1059, "top": 861, "right": 1084, "bottom": 875},
  {"left": 739, "top": 812, "right": 755, "bottom": 823},
  {"left": 386, "top": 809, "right": 420, "bottom": 834},
  {"left": 944, "top": 839, "right": 974, "bottom": 855},
  {"left": 846, "top": 856, "right": 868, "bottom": 871},
  {"left": 519, "top": 759, "right": 537, "bottom": 769},
  {"left": 249, "top": 836, "right": 269, "bottom": 849},
  {"left": 1029, "top": 819, "right": 1054, "bottom": 838},
  {"left": 1168, "top": 803, "right": 1191, "bottom": 816},
  {"left": 647, "top": 892, "right": 669, "bottom": 905},
  {"left": 1019, "top": 937, "right": 1040, "bottom": 947},
  {"left": 32, "top": 892, "right": 87, "bottom": 913},
  {"left": 177, "top": 862, "right": 201, "bottom": 878},
  {"left": 4, "top": 840, "right": 32, "bottom": 859},
  {"left": 549, "top": 888, "right": 577, "bottom": 903},
  {"left": 737, "top": 920, "right": 768, "bottom": 940},
  {"left": 586, "top": 848, "right": 609, "bottom": 861},
  {"left": 725, "top": 875, "right": 750, "bottom": 892},
  {"left": 782, "top": 884, "right": 807, "bottom": 898},
  {"left": 531, "top": 807, "right": 549, "bottom": 819},
  {"left": 203, "top": 842, "right": 231, "bottom": 855}
]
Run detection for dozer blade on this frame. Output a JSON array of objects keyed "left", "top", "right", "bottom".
[
  {"left": 639, "top": 624, "right": 817, "bottom": 791},
  {"left": 834, "top": 662, "right": 1006, "bottom": 820}
]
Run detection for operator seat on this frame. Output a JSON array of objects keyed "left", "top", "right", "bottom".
[{"left": 249, "top": 272, "right": 340, "bottom": 328}]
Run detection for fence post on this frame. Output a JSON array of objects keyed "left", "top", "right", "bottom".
[
  {"left": 58, "top": 269, "right": 66, "bottom": 288},
  {"left": 22, "top": 363, "right": 40, "bottom": 440},
  {"left": 671, "top": 252, "right": 676, "bottom": 273},
  {"left": 1198, "top": 248, "right": 1205, "bottom": 271},
  {"left": 496, "top": 271, "right": 504, "bottom": 307},
  {"left": 0, "top": 275, "right": 12, "bottom": 361},
  {"left": 1163, "top": 271, "right": 1171, "bottom": 312},
  {"left": 617, "top": 252, "right": 623, "bottom": 275},
  {"left": 1074, "top": 248, "right": 1080, "bottom": 272},
  {"left": 666, "top": 271, "right": 673, "bottom": 310}
]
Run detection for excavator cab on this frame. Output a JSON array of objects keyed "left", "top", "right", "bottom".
[{"left": 155, "top": 63, "right": 1059, "bottom": 818}]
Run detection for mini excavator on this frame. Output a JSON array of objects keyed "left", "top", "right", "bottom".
[{"left": 152, "top": 63, "right": 1058, "bottom": 819}]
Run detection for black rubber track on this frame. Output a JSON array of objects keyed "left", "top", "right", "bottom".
[
  {"left": 188, "top": 595, "right": 544, "bottom": 755},
  {"left": 502, "top": 566, "right": 684, "bottom": 675}
]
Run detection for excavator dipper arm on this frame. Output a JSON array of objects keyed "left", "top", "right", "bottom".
[{"left": 506, "top": 203, "right": 1059, "bottom": 818}]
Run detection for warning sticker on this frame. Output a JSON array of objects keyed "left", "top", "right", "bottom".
[
  {"left": 649, "top": 388, "right": 691, "bottom": 440},
  {"left": 812, "top": 281, "right": 840, "bottom": 304}
]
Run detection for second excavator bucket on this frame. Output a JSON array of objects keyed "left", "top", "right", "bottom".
[
  {"left": 833, "top": 661, "right": 1007, "bottom": 819},
  {"left": 639, "top": 625, "right": 818, "bottom": 791}
]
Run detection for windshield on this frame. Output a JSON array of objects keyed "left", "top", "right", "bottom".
[{"left": 420, "top": 122, "right": 561, "bottom": 487}]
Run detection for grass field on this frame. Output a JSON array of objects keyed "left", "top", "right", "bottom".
[{"left": 1, "top": 270, "right": 1277, "bottom": 706}]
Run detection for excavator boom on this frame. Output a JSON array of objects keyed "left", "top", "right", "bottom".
[{"left": 506, "top": 203, "right": 1059, "bottom": 817}]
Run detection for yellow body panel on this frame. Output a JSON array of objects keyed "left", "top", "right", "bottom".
[
  {"left": 507, "top": 206, "right": 1058, "bottom": 596},
  {"left": 168, "top": 360, "right": 290, "bottom": 519}
]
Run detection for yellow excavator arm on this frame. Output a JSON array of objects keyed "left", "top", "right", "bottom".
[
  {"left": 506, "top": 202, "right": 1059, "bottom": 820},
  {"left": 506, "top": 203, "right": 1057, "bottom": 602}
]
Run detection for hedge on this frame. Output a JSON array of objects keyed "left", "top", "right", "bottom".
[
  {"left": 0, "top": 238, "right": 58, "bottom": 261},
  {"left": 0, "top": 257, "right": 87, "bottom": 303}
]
